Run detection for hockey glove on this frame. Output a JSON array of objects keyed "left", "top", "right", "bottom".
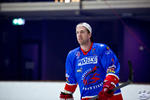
[
  {"left": 60, "top": 92, "right": 73, "bottom": 100},
  {"left": 98, "top": 81, "right": 115, "bottom": 100}
]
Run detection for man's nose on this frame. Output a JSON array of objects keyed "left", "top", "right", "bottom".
[{"left": 78, "top": 32, "right": 82, "bottom": 36}]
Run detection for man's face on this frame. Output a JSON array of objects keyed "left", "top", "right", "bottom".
[{"left": 76, "top": 26, "right": 91, "bottom": 45}]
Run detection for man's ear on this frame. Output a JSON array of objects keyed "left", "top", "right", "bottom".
[{"left": 89, "top": 33, "right": 92, "bottom": 39}]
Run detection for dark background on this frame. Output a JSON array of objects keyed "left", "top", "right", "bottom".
[{"left": 0, "top": 18, "right": 150, "bottom": 83}]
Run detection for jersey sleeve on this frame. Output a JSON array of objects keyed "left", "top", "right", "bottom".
[
  {"left": 100, "top": 45, "right": 120, "bottom": 85},
  {"left": 64, "top": 51, "right": 77, "bottom": 93}
]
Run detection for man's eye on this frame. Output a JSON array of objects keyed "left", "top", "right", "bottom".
[{"left": 80, "top": 31, "right": 85, "bottom": 33}]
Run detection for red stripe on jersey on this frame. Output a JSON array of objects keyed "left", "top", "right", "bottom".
[
  {"left": 81, "top": 42, "right": 93, "bottom": 55},
  {"left": 64, "top": 83, "right": 77, "bottom": 93},
  {"left": 105, "top": 74, "right": 119, "bottom": 84}
]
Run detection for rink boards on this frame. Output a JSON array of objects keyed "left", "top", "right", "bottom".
[{"left": 0, "top": 81, "right": 150, "bottom": 100}]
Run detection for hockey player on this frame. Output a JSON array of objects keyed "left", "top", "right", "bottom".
[{"left": 60, "top": 22, "right": 123, "bottom": 100}]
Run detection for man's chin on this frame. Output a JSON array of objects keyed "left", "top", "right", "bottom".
[{"left": 78, "top": 41, "right": 85, "bottom": 45}]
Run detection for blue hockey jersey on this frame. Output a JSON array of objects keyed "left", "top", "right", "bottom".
[{"left": 65, "top": 43, "right": 121, "bottom": 99}]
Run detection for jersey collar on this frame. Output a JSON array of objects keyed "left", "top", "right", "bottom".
[{"left": 80, "top": 42, "right": 93, "bottom": 55}]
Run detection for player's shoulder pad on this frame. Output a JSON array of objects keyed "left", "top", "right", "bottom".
[
  {"left": 68, "top": 47, "right": 80, "bottom": 57},
  {"left": 94, "top": 43, "right": 108, "bottom": 50},
  {"left": 94, "top": 43, "right": 112, "bottom": 55}
]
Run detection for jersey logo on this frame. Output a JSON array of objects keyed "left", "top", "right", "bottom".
[
  {"left": 92, "top": 48, "right": 96, "bottom": 53},
  {"left": 107, "top": 64, "right": 116, "bottom": 73},
  {"left": 76, "top": 51, "right": 80, "bottom": 59},
  {"left": 77, "top": 67, "right": 82, "bottom": 72},
  {"left": 78, "top": 56, "right": 98, "bottom": 66},
  {"left": 82, "top": 66, "right": 100, "bottom": 85},
  {"left": 65, "top": 73, "right": 70, "bottom": 83}
]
